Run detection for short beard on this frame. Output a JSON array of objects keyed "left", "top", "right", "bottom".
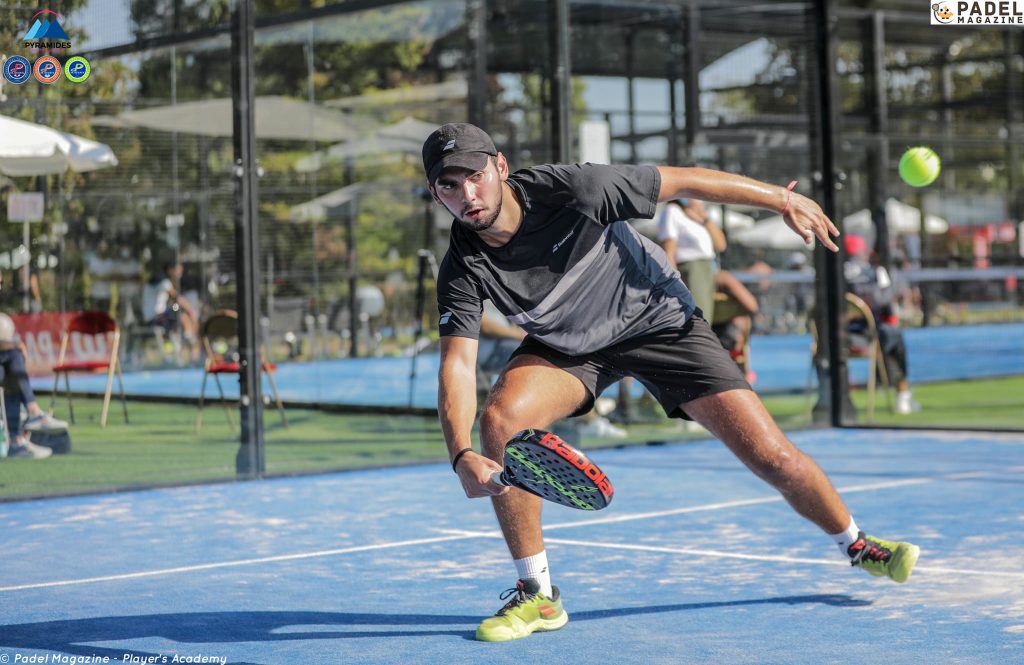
[{"left": 458, "top": 196, "right": 502, "bottom": 233}]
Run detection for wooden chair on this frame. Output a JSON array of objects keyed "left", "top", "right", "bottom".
[
  {"left": 195, "top": 309, "right": 287, "bottom": 433},
  {"left": 807, "top": 293, "right": 894, "bottom": 420},
  {"left": 50, "top": 311, "right": 129, "bottom": 428}
]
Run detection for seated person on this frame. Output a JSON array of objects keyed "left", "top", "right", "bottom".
[
  {"left": 711, "top": 270, "right": 760, "bottom": 384},
  {"left": 0, "top": 313, "right": 68, "bottom": 459},
  {"left": 844, "top": 235, "right": 919, "bottom": 414},
  {"left": 152, "top": 262, "right": 198, "bottom": 340}
]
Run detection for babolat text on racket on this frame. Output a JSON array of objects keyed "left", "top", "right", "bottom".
[{"left": 490, "top": 428, "right": 614, "bottom": 511}]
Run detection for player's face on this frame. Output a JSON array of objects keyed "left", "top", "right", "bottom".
[{"left": 431, "top": 155, "right": 506, "bottom": 232}]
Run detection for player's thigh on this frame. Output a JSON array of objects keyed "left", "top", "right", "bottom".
[
  {"left": 480, "top": 354, "right": 589, "bottom": 457},
  {"left": 684, "top": 388, "right": 800, "bottom": 476}
]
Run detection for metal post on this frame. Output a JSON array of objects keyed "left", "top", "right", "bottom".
[
  {"left": 549, "top": 0, "right": 571, "bottom": 163},
  {"left": 812, "top": 0, "right": 850, "bottom": 427},
  {"left": 867, "top": 12, "right": 891, "bottom": 268},
  {"left": 230, "top": 0, "right": 265, "bottom": 477},
  {"left": 468, "top": 0, "right": 488, "bottom": 128},
  {"left": 683, "top": 4, "right": 701, "bottom": 152}
]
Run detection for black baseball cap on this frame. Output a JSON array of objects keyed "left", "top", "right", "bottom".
[{"left": 422, "top": 123, "right": 497, "bottom": 184}]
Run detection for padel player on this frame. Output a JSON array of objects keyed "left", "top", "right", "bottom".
[{"left": 424, "top": 122, "right": 920, "bottom": 642}]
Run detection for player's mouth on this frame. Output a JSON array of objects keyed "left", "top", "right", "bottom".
[{"left": 464, "top": 207, "right": 486, "bottom": 220}]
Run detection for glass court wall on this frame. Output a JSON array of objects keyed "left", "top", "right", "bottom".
[{"left": 0, "top": 0, "right": 1020, "bottom": 498}]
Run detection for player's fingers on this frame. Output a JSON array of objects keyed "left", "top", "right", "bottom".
[{"left": 815, "top": 222, "right": 839, "bottom": 252}]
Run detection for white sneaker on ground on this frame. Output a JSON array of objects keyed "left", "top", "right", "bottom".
[
  {"left": 578, "top": 416, "right": 627, "bottom": 438},
  {"left": 7, "top": 436, "right": 53, "bottom": 459},
  {"left": 593, "top": 397, "right": 617, "bottom": 417},
  {"left": 24, "top": 413, "right": 69, "bottom": 433},
  {"left": 895, "top": 391, "right": 921, "bottom": 415}
]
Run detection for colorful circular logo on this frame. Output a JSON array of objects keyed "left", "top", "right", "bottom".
[
  {"left": 64, "top": 56, "right": 91, "bottom": 83},
  {"left": 33, "top": 56, "right": 61, "bottom": 84},
  {"left": 3, "top": 55, "right": 32, "bottom": 84}
]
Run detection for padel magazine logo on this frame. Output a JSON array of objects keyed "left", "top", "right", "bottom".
[
  {"left": 932, "top": 1, "right": 1024, "bottom": 24},
  {"left": 22, "top": 9, "right": 72, "bottom": 50}
]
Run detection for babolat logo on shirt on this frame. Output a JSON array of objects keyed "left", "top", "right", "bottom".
[
  {"left": 552, "top": 229, "right": 575, "bottom": 253},
  {"left": 439, "top": 311, "right": 453, "bottom": 325},
  {"left": 443, "top": 139, "right": 457, "bottom": 151}
]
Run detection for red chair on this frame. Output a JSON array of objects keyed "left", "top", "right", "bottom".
[
  {"left": 50, "top": 311, "right": 129, "bottom": 428},
  {"left": 195, "top": 309, "right": 287, "bottom": 433}
]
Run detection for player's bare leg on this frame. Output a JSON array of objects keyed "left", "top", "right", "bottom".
[
  {"left": 684, "top": 387, "right": 920, "bottom": 582},
  {"left": 683, "top": 388, "right": 850, "bottom": 533},
  {"left": 478, "top": 354, "right": 589, "bottom": 559}
]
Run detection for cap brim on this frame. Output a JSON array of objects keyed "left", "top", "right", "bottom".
[{"left": 427, "top": 151, "right": 491, "bottom": 184}]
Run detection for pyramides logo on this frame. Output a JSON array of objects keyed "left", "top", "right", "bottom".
[{"left": 22, "top": 9, "right": 72, "bottom": 50}]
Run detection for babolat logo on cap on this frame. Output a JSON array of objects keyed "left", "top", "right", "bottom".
[{"left": 22, "top": 9, "right": 72, "bottom": 50}]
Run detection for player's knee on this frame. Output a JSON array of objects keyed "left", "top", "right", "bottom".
[
  {"left": 754, "top": 448, "right": 806, "bottom": 488},
  {"left": 478, "top": 404, "right": 521, "bottom": 459}
]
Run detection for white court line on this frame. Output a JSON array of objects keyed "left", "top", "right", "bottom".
[
  {"left": 0, "top": 534, "right": 474, "bottom": 593},
  {"left": 540, "top": 537, "right": 1024, "bottom": 579},
  {"left": 542, "top": 469, "right": 1024, "bottom": 532},
  {"left": 4, "top": 465, "right": 1021, "bottom": 593}
]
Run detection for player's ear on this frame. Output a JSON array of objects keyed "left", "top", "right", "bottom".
[
  {"left": 494, "top": 152, "right": 510, "bottom": 180},
  {"left": 427, "top": 183, "right": 442, "bottom": 204}
]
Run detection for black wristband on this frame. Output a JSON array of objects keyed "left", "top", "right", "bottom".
[{"left": 451, "top": 447, "right": 474, "bottom": 473}]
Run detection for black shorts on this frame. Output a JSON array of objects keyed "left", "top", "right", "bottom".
[{"left": 509, "top": 314, "right": 750, "bottom": 420}]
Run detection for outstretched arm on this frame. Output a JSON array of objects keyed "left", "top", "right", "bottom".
[
  {"left": 657, "top": 166, "right": 840, "bottom": 252},
  {"left": 438, "top": 335, "right": 508, "bottom": 498}
]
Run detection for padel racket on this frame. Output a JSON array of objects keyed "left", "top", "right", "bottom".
[{"left": 489, "top": 429, "right": 614, "bottom": 511}]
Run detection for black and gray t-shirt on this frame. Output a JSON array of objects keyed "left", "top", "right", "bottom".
[{"left": 436, "top": 162, "right": 696, "bottom": 355}]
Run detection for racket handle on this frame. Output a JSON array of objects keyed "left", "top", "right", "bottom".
[{"left": 490, "top": 470, "right": 510, "bottom": 487}]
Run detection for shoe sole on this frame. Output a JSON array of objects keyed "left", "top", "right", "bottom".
[{"left": 475, "top": 611, "right": 569, "bottom": 642}]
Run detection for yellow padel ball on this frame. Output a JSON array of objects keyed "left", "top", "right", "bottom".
[{"left": 899, "top": 147, "right": 941, "bottom": 187}]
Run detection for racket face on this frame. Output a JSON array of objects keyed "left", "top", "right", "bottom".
[{"left": 502, "top": 429, "right": 613, "bottom": 511}]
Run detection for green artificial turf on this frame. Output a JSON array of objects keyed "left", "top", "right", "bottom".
[{"left": 1, "top": 375, "right": 1020, "bottom": 500}]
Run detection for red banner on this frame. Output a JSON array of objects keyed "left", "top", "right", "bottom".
[{"left": 7, "top": 311, "right": 110, "bottom": 378}]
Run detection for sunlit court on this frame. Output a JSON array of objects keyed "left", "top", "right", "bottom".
[
  {"left": 2, "top": 0, "right": 1023, "bottom": 663},
  {"left": 3, "top": 429, "right": 1023, "bottom": 663}
]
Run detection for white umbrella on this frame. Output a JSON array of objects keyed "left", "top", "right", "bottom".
[
  {"left": 843, "top": 198, "right": 949, "bottom": 236},
  {"left": 294, "top": 116, "right": 436, "bottom": 173},
  {"left": 289, "top": 183, "right": 368, "bottom": 223},
  {"left": 92, "top": 96, "right": 374, "bottom": 142},
  {"left": 731, "top": 215, "right": 810, "bottom": 250},
  {"left": 705, "top": 206, "right": 755, "bottom": 232},
  {"left": 0, "top": 114, "right": 118, "bottom": 176}
]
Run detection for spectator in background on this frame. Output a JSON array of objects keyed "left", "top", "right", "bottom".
[
  {"left": 151, "top": 262, "right": 199, "bottom": 343},
  {"left": 659, "top": 198, "right": 759, "bottom": 382},
  {"left": 844, "top": 234, "right": 920, "bottom": 415},
  {"left": 85, "top": 240, "right": 115, "bottom": 313},
  {"left": 658, "top": 198, "right": 724, "bottom": 322},
  {"left": 0, "top": 303, "right": 68, "bottom": 459}
]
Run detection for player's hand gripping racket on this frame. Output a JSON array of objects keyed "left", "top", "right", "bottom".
[{"left": 489, "top": 429, "right": 614, "bottom": 511}]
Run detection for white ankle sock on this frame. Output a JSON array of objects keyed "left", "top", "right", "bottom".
[
  {"left": 831, "top": 518, "right": 862, "bottom": 558},
  {"left": 514, "top": 551, "right": 552, "bottom": 597}
]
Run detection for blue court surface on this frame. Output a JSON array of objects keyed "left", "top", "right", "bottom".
[
  {"left": 2, "top": 428, "right": 1023, "bottom": 664},
  {"left": 49, "top": 322, "right": 1024, "bottom": 408}
]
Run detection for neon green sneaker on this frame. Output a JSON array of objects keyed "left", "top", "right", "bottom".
[
  {"left": 848, "top": 532, "right": 920, "bottom": 583},
  {"left": 475, "top": 579, "right": 569, "bottom": 642}
]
